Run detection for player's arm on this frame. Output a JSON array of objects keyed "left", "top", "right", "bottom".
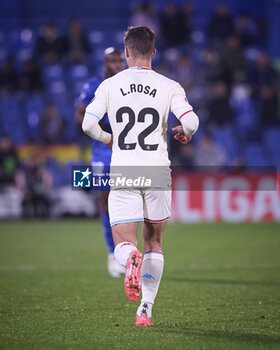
[
  {"left": 82, "top": 81, "right": 112, "bottom": 145},
  {"left": 171, "top": 84, "right": 199, "bottom": 144}
]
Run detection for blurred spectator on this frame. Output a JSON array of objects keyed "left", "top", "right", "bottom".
[
  {"left": 208, "top": 81, "right": 233, "bottom": 126},
  {"left": 222, "top": 35, "right": 246, "bottom": 82},
  {"left": 200, "top": 47, "right": 221, "bottom": 83},
  {"left": 37, "top": 22, "right": 64, "bottom": 63},
  {"left": 0, "top": 136, "right": 21, "bottom": 189},
  {"left": 234, "top": 11, "right": 259, "bottom": 48},
  {"left": 247, "top": 52, "right": 279, "bottom": 96},
  {"left": 194, "top": 132, "right": 229, "bottom": 167},
  {"left": 230, "top": 82, "right": 257, "bottom": 139},
  {"left": 0, "top": 57, "right": 19, "bottom": 93},
  {"left": 20, "top": 57, "right": 44, "bottom": 92},
  {"left": 200, "top": 47, "right": 232, "bottom": 87},
  {"left": 38, "top": 103, "right": 66, "bottom": 144},
  {"left": 259, "top": 85, "right": 280, "bottom": 127},
  {"left": 160, "top": 3, "right": 189, "bottom": 48},
  {"left": 207, "top": 4, "right": 234, "bottom": 42},
  {"left": 217, "top": 60, "right": 233, "bottom": 88},
  {"left": 190, "top": 91, "right": 210, "bottom": 124},
  {"left": 22, "top": 154, "right": 52, "bottom": 217},
  {"left": 178, "top": 144, "right": 195, "bottom": 169},
  {"left": 63, "top": 19, "right": 91, "bottom": 63},
  {"left": 181, "top": 2, "right": 193, "bottom": 39},
  {"left": 170, "top": 52, "right": 196, "bottom": 91},
  {"left": 130, "top": 2, "right": 159, "bottom": 36},
  {"left": 256, "top": 17, "right": 267, "bottom": 46}
]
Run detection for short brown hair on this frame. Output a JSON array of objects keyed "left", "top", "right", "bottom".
[{"left": 124, "top": 26, "right": 155, "bottom": 57}]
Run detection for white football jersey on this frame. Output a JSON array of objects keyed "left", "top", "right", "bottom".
[{"left": 86, "top": 67, "right": 194, "bottom": 166}]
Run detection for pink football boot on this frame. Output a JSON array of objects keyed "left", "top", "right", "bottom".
[
  {"left": 124, "top": 250, "right": 142, "bottom": 302},
  {"left": 136, "top": 311, "right": 153, "bottom": 327}
]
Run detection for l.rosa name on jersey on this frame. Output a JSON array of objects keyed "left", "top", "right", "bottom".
[{"left": 120, "top": 84, "right": 157, "bottom": 98}]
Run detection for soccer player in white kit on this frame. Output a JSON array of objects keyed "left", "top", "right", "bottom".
[{"left": 82, "top": 26, "right": 199, "bottom": 326}]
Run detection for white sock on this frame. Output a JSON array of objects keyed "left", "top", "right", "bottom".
[
  {"left": 137, "top": 301, "right": 153, "bottom": 318},
  {"left": 140, "top": 251, "right": 164, "bottom": 311},
  {"left": 114, "top": 242, "right": 137, "bottom": 267}
]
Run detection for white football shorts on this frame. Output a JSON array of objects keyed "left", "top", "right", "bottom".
[{"left": 109, "top": 188, "right": 171, "bottom": 226}]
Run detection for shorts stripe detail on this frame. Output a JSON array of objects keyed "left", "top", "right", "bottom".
[
  {"left": 144, "top": 216, "right": 170, "bottom": 223},
  {"left": 110, "top": 217, "right": 144, "bottom": 226},
  {"left": 179, "top": 109, "right": 193, "bottom": 120},
  {"left": 86, "top": 111, "right": 102, "bottom": 120}
]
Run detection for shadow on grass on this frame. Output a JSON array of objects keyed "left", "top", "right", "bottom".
[
  {"left": 153, "top": 327, "right": 280, "bottom": 346},
  {"left": 165, "top": 277, "right": 280, "bottom": 287}
]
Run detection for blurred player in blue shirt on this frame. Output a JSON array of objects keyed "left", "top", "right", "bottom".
[{"left": 75, "top": 47, "right": 125, "bottom": 277}]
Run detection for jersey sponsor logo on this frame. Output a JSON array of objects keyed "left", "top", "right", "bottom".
[{"left": 120, "top": 84, "right": 157, "bottom": 98}]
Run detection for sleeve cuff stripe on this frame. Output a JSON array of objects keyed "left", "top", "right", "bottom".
[
  {"left": 86, "top": 111, "right": 101, "bottom": 120},
  {"left": 179, "top": 109, "right": 193, "bottom": 120}
]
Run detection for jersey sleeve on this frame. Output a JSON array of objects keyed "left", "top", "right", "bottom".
[
  {"left": 83, "top": 81, "right": 111, "bottom": 144},
  {"left": 85, "top": 80, "right": 108, "bottom": 120},
  {"left": 170, "top": 83, "right": 199, "bottom": 136},
  {"left": 170, "top": 83, "right": 193, "bottom": 119}
]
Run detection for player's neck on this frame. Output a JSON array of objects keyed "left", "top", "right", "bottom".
[{"left": 128, "top": 59, "right": 152, "bottom": 70}]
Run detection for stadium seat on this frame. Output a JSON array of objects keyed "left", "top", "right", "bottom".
[
  {"left": 0, "top": 95, "right": 25, "bottom": 144},
  {"left": 69, "top": 64, "right": 88, "bottom": 80},
  {"left": 42, "top": 95, "right": 76, "bottom": 142},
  {"left": 10, "top": 29, "right": 35, "bottom": 62},
  {"left": 211, "top": 127, "right": 238, "bottom": 162},
  {"left": 0, "top": 47, "right": 8, "bottom": 64},
  {"left": 42, "top": 64, "right": 66, "bottom": 95},
  {"left": 42, "top": 64, "right": 64, "bottom": 82},
  {"left": 0, "top": 31, "right": 8, "bottom": 63},
  {"left": 89, "top": 31, "right": 104, "bottom": 46},
  {"left": 114, "top": 31, "right": 124, "bottom": 45},
  {"left": 263, "top": 127, "right": 280, "bottom": 166},
  {"left": 24, "top": 94, "right": 46, "bottom": 141},
  {"left": 263, "top": 127, "right": 280, "bottom": 152},
  {"left": 0, "top": 31, "right": 6, "bottom": 45},
  {"left": 68, "top": 64, "right": 89, "bottom": 95},
  {"left": 48, "top": 80, "right": 67, "bottom": 95},
  {"left": 231, "top": 86, "right": 259, "bottom": 143},
  {"left": 242, "top": 142, "right": 271, "bottom": 167}
]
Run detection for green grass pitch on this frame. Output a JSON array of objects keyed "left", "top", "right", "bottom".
[{"left": 0, "top": 220, "right": 279, "bottom": 350}]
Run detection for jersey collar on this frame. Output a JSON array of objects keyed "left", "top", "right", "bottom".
[{"left": 129, "top": 66, "right": 152, "bottom": 70}]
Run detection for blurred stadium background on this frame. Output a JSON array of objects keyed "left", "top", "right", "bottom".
[
  {"left": 0, "top": 0, "right": 279, "bottom": 220},
  {"left": 1, "top": 2, "right": 280, "bottom": 349}
]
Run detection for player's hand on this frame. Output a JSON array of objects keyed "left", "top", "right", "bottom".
[
  {"left": 107, "top": 136, "right": 113, "bottom": 148},
  {"left": 172, "top": 126, "right": 192, "bottom": 144}
]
